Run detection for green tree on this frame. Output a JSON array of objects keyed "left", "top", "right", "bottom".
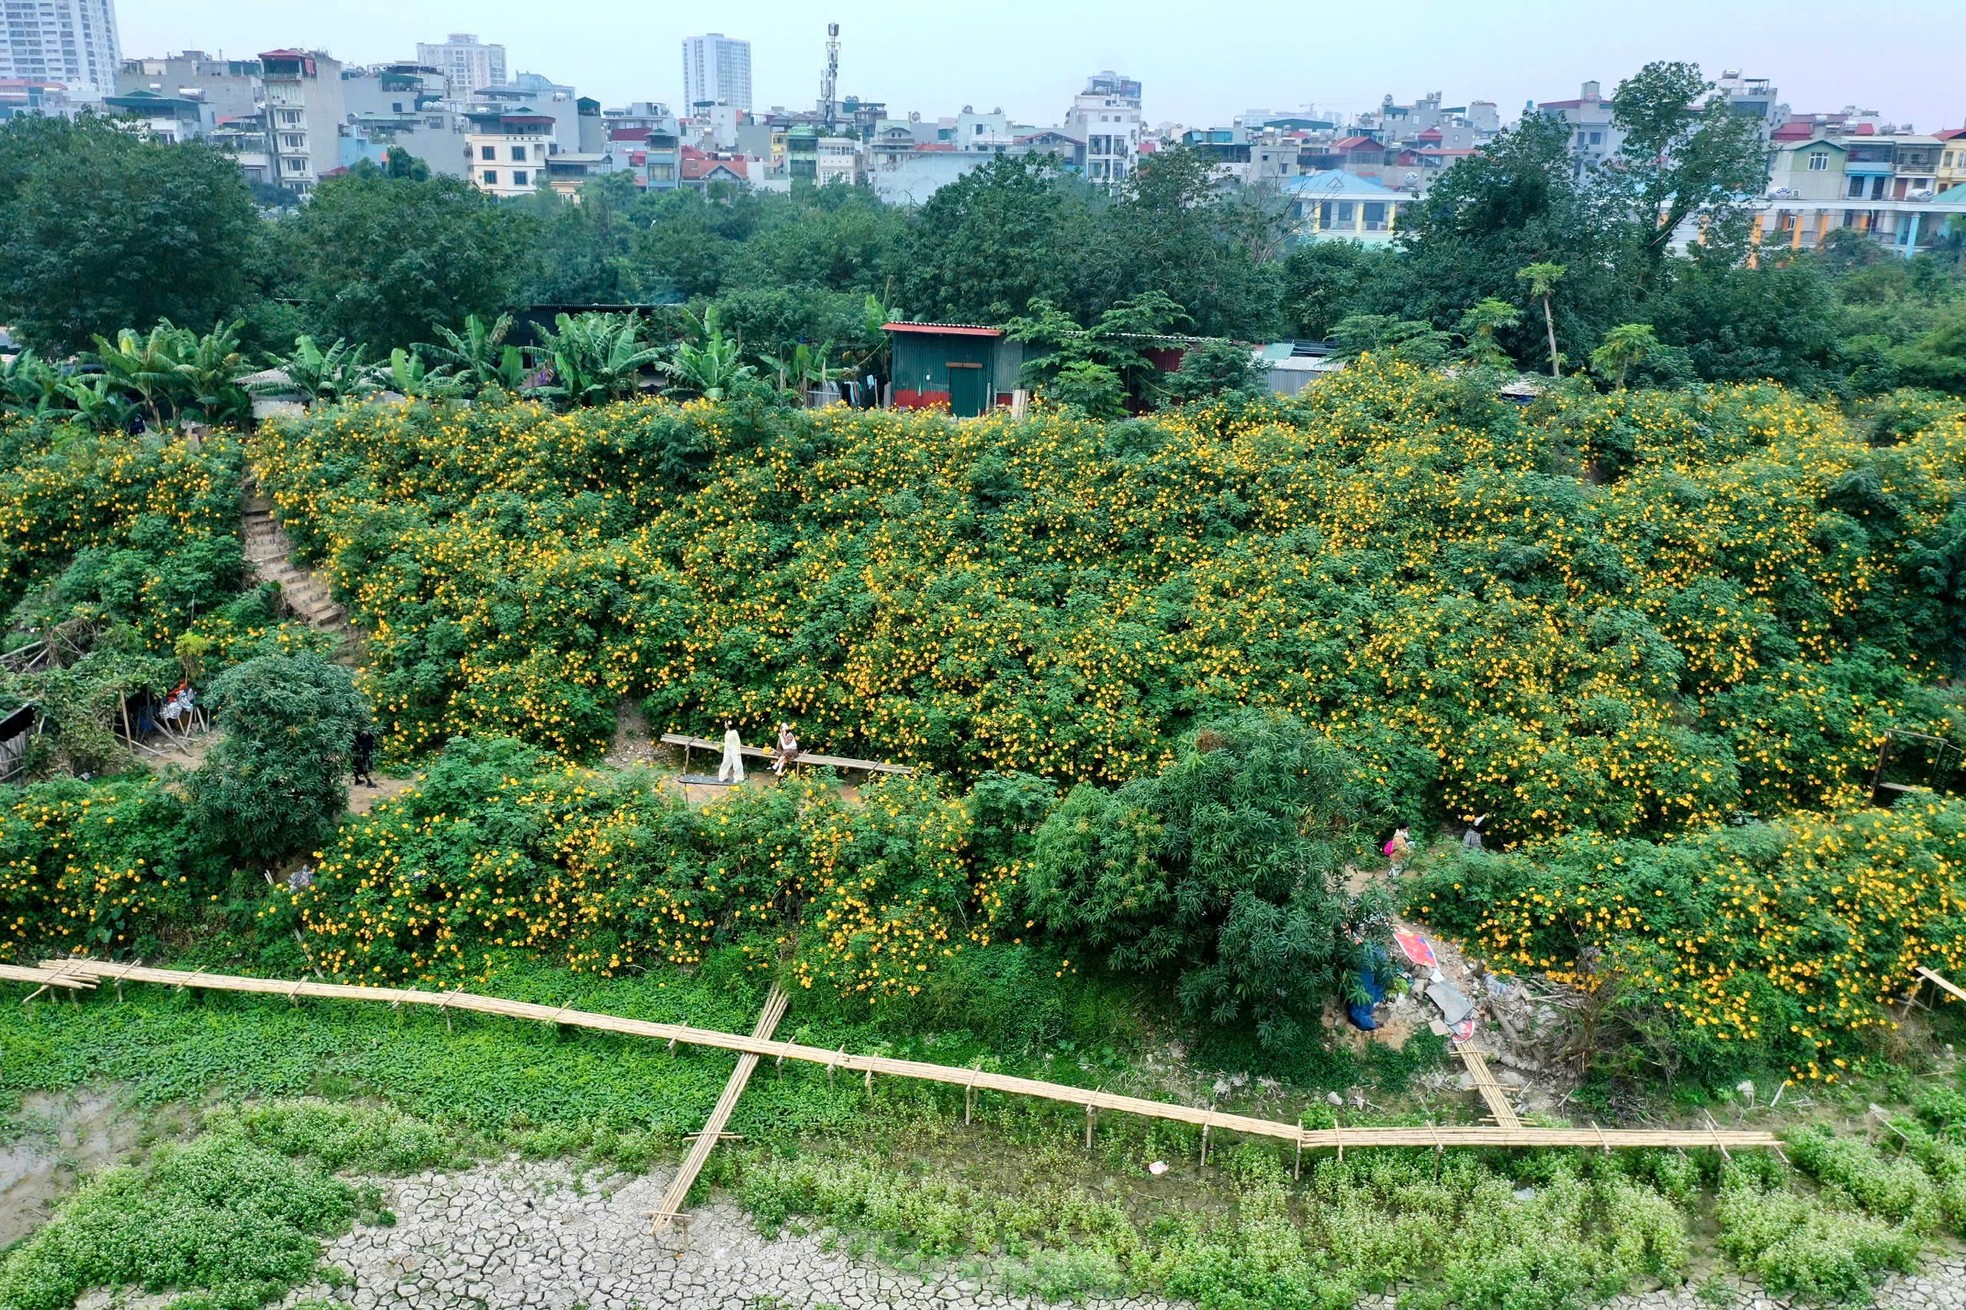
[
  {"left": 1610, "top": 62, "right": 1772, "bottom": 276},
  {"left": 1518, "top": 262, "right": 1568, "bottom": 377},
  {"left": 1023, "top": 711, "right": 1380, "bottom": 1047},
  {"left": 529, "top": 312, "right": 665, "bottom": 406},
  {"left": 1040, "top": 360, "right": 1127, "bottom": 418},
  {"left": 0, "top": 116, "right": 259, "bottom": 352},
  {"left": 902, "top": 155, "right": 1096, "bottom": 324},
  {"left": 1456, "top": 297, "right": 1523, "bottom": 368},
  {"left": 288, "top": 170, "right": 531, "bottom": 352},
  {"left": 190, "top": 652, "right": 369, "bottom": 868},
  {"left": 1161, "top": 339, "right": 1266, "bottom": 404},
  {"left": 1591, "top": 323, "right": 1665, "bottom": 388}
]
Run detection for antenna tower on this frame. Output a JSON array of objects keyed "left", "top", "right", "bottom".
[{"left": 820, "top": 23, "right": 840, "bottom": 131}]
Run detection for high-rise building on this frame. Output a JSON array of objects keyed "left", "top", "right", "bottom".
[
  {"left": 1, "top": 0, "right": 121, "bottom": 101},
  {"left": 415, "top": 33, "right": 507, "bottom": 99},
  {"left": 681, "top": 32, "right": 751, "bottom": 112}
]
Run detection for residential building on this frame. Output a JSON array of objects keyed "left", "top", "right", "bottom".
[
  {"left": 1711, "top": 71, "right": 1785, "bottom": 136},
  {"left": 868, "top": 150, "right": 987, "bottom": 204},
  {"left": 209, "top": 110, "right": 270, "bottom": 184},
  {"left": 259, "top": 49, "right": 346, "bottom": 196},
  {"left": 416, "top": 33, "right": 506, "bottom": 100},
  {"left": 117, "top": 51, "right": 259, "bottom": 122},
  {"left": 682, "top": 32, "right": 750, "bottom": 112},
  {"left": 101, "top": 87, "right": 212, "bottom": 140},
  {"left": 815, "top": 134, "right": 859, "bottom": 185},
  {"left": 1, "top": 0, "right": 119, "bottom": 100},
  {"left": 679, "top": 145, "right": 750, "bottom": 189},
  {"left": 1280, "top": 170, "right": 1412, "bottom": 244},
  {"left": 604, "top": 102, "right": 680, "bottom": 189},
  {"left": 1538, "top": 80, "right": 1623, "bottom": 176},
  {"left": 339, "top": 62, "right": 445, "bottom": 119},
  {"left": 544, "top": 152, "right": 609, "bottom": 198},
  {"left": 1065, "top": 70, "right": 1141, "bottom": 183},
  {"left": 465, "top": 106, "right": 554, "bottom": 196},
  {"left": 0, "top": 77, "right": 75, "bottom": 119},
  {"left": 1891, "top": 135, "right": 1943, "bottom": 200},
  {"left": 1939, "top": 128, "right": 1966, "bottom": 195},
  {"left": 505, "top": 72, "right": 581, "bottom": 150}
]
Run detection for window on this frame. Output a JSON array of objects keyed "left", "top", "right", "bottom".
[
  {"left": 511, "top": 145, "right": 527, "bottom": 161},
  {"left": 1364, "top": 201, "right": 1388, "bottom": 229},
  {"left": 482, "top": 169, "right": 498, "bottom": 184},
  {"left": 284, "top": 157, "right": 304, "bottom": 173},
  {"left": 1849, "top": 176, "right": 1867, "bottom": 198},
  {"left": 1588, "top": 131, "right": 1602, "bottom": 145},
  {"left": 1807, "top": 150, "right": 1829, "bottom": 171},
  {"left": 512, "top": 170, "right": 528, "bottom": 186},
  {"left": 1872, "top": 176, "right": 1886, "bottom": 199},
  {"left": 480, "top": 145, "right": 495, "bottom": 160}
]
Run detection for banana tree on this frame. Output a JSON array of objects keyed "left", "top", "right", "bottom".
[
  {"left": 90, "top": 322, "right": 196, "bottom": 430},
  {"left": 177, "top": 320, "right": 253, "bottom": 427},
  {"left": 384, "top": 348, "right": 463, "bottom": 400},
  {"left": 528, "top": 312, "right": 665, "bottom": 407},
  {"left": 759, "top": 340, "right": 846, "bottom": 400},
  {"left": 57, "top": 374, "right": 138, "bottom": 433},
  {"left": 265, "top": 335, "right": 379, "bottom": 405},
  {"left": 0, "top": 349, "right": 66, "bottom": 419},
  {"left": 667, "top": 306, "right": 754, "bottom": 402},
  {"left": 424, "top": 313, "right": 527, "bottom": 395}
]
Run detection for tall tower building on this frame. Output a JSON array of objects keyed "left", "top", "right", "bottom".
[
  {"left": 681, "top": 33, "right": 751, "bottom": 113},
  {"left": 415, "top": 33, "right": 508, "bottom": 100},
  {"left": 0, "top": 0, "right": 121, "bottom": 100}
]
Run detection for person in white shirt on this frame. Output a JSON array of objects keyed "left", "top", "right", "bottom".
[
  {"left": 717, "top": 719, "right": 746, "bottom": 784},
  {"left": 773, "top": 723, "right": 800, "bottom": 777}
]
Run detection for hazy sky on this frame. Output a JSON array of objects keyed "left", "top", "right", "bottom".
[{"left": 119, "top": 0, "right": 1966, "bottom": 133}]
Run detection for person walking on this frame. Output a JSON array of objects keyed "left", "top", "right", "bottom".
[
  {"left": 351, "top": 727, "right": 377, "bottom": 787},
  {"left": 773, "top": 722, "right": 800, "bottom": 777},
  {"left": 717, "top": 719, "right": 746, "bottom": 784}
]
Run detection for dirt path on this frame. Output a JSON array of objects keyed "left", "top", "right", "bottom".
[{"left": 0, "top": 1089, "right": 158, "bottom": 1248}]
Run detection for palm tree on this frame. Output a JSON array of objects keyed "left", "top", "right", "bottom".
[
  {"left": 57, "top": 374, "right": 138, "bottom": 433},
  {"left": 424, "top": 313, "right": 526, "bottom": 395},
  {"left": 1516, "top": 262, "right": 1567, "bottom": 378},
  {"left": 177, "top": 320, "right": 253, "bottom": 427},
  {"left": 1590, "top": 323, "right": 1664, "bottom": 389},
  {"left": 528, "top": 312, "right": 666, "bottom": 407},
  {"left": 667, "top": 306, "right": 754, "bottom": 402},
  {"left": 759, "top": 340, "right": 846, "bottom": 401}
]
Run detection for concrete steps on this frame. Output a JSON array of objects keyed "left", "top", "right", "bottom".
[{"left": 242, "top": 492, "right": 364, "bottom": 664}]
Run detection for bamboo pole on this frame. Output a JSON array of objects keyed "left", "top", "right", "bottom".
[
  {"left": 17, "top": 960, "right": 1781, "bottom": 1154},
  {"left": 650, "top": 983, "right": 788, "bottom": 1237}
]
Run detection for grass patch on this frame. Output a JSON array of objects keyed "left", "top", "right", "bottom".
[{"left": 0, "top": 1099, "right": 453, "bottom": 1310}]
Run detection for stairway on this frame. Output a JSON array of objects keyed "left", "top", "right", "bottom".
[{"left": 242, "top": 491, "right": 364, "bottom": 665}]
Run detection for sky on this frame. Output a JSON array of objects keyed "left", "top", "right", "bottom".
[{"left": 118, "top": 0, "right": 1966, "bottom": 134}]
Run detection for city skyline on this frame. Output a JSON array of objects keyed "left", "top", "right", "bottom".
[{"left": 116, "top": 0, "right": 1966, "bottom": 133}]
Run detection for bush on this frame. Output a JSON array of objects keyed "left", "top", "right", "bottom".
[{"left": 190, "top": 651, "right": 368, "bottom": 868}]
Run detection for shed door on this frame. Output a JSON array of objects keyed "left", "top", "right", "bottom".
[{"left": 946, "top": 362, "right": 988, "bottom": 418}]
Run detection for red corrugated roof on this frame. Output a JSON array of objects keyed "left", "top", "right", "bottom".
[
  {"left": 1333, "top": 135, "right": 1378, "bottom": 149},
  {"left": 882, "top": 321, "right": 1004, "bottom": 337},
  {"left": 610, "top": 126, "right": 650, "bottom": 141}
]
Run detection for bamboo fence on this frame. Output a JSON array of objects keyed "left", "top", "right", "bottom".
[
  {"left": 1452, "top": 1043, "right": 1521, "bottom": 1130},
  {"left": 9, "top": 959, "right": 1779, "bottom": 1154}
]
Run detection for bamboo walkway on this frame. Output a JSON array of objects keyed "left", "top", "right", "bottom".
[
  {"left": 651, "top": 983, "right": 788, "bottom": 1236},
  {"left": 6, "top": 960, "right": 1780, "bottom": 1155},
  {"left": 1453, "top": 1043, "right": 1522, "bottom": 1130}
]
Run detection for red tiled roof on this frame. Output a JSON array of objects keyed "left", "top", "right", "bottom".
[
  {"left": 610, "top": 126, "right": 650, "bottom": 142},
  {"left": 1416, "top": 127, "right": 1443, "bottom": 141},
  {"left": 1539, "top": 99, "right": 1584, "bottom": 110},
  {"left": 1938, "top": 127, "right": 1966, "bottom": 141},
  {"left": 918, "top": 141, "right": 956, "bottom": 151},
  {"left": 1333, "top": 135, "right": 1377, "bottom": 149},
  {"left": 1854, "top": 123, "right": 1876, "bottom": 135}
]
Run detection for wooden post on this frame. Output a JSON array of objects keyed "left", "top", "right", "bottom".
[
  {"left": 1085, "top": 1102, "right": 1095, "bottom": 1150},
  {"left": 1201, "top": 1120, "right": 1212, "bottom": 1168},
  {"left": 1294, "top": 1119, "right": 1304, "bottom": 1181}
]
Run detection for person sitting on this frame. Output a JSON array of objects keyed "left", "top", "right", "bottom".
[{"left": 773, "top": 723, "right": 800, "bottom": 777}]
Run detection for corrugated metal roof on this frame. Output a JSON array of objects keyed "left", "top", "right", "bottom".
[{"left": 882, "top": 321, "right": 1004, "bottom": 337}]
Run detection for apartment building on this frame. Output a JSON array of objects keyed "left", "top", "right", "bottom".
[
  {"left": 682, "top": 33, "right": 750, "bottom": 112},
  {"left": 1, "top": 0, "right": 119, "bottom": 100},
  {"left": 465, "top": 106, "right": 554, "bottom": 197},
  {"left": 1537, "top": 80, "right": 1623, "bottom": 177},
  {"left": 416, "top": 33, "right": 506, "bottom": 100},
  {"left": 259, "top": 49, "right": 345, "bottom": 196}
]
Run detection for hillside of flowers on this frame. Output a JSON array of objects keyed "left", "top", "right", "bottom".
[{"left": 255, "top": 364, "right": 1966, "bottom": 846}]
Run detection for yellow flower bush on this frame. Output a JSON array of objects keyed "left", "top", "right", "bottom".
[{"left": 250, "top": 371, "right": 1966, "bottom": 842}]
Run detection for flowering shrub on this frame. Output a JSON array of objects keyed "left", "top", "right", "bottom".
[
  {"left": 1407, "top": 795, "right": 1966, "bottom": 1080},
  {"left": 0, "top": 774, "right": 223, "bottom": 957},
  {"left": 264, "top": 736, "right": 1016, "bottom": 997},
  {"left": 252, "top": 371, "right": 1966, "bottom": 842}
]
